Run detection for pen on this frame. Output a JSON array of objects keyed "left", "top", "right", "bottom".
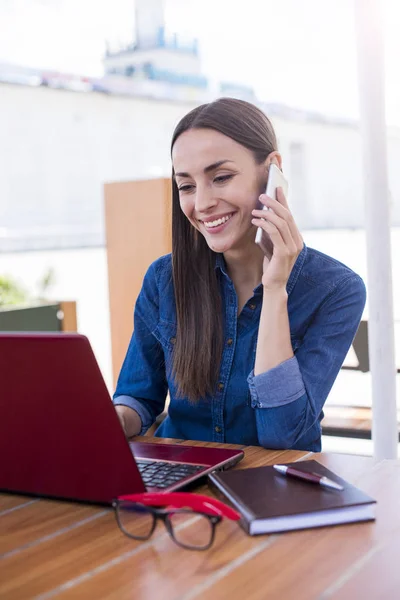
[{"left": 273, "top": 464, "right": 344, "bottom": 491}]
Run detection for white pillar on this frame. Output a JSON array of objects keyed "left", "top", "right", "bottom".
[{"left": 354, "top": 0, "right": 398, "bottom": 459}]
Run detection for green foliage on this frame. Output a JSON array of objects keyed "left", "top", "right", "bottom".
[
  {"left": 0, "top": 267, "right": 56, "bottom": 307},
  {"left": 0, "top": 275, "right": 29, "bottom": 306}
]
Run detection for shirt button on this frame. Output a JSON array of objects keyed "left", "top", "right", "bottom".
[
  {"left": 218, "top": 382, "right": 224, "bottom": 391},
  {"left": 226, "top": 338, "right": 233, "bottom": 346},
  {"left": 249, "top": 303, "right": 256, "bottom": 310},
  {"left": 170, "top": 337, "right": 176, "bottom": 344},
  {"left": 215, "top": 426, "right": 222, "bottom": 433}
]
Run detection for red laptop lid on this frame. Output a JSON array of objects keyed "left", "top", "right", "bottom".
[{"left": 0, "top": 333, "right": 145, "bottom": 504}]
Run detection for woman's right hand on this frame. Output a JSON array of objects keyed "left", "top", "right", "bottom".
[{"left": 115, "top": 405, "right": 142, "bottom": 438}]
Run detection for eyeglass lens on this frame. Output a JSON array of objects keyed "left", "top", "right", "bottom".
[
  {"left": 117, "top": 501, "right": 156, "bottom": 540},
  {"left": 167, "top": 510, "right": 214, "bottom": 549},
  {"left": 116, "top": 502, "right": 215, "bottom": 549}
]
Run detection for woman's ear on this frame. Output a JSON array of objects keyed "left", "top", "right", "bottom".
[{"left": 265, "top": 151, "right": 282, "bottom": 170}]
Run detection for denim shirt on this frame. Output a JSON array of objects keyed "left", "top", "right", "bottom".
[{"left": 114, "top": 245, "right": 366, "bottom": 452}]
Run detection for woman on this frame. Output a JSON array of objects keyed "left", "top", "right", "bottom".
[{"left": 114, "top": 98, "right": 365, "bottom": 452}]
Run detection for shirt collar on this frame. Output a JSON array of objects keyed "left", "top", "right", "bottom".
[{"left": 214, "top": 252, "right": 227, "bottom": 275}]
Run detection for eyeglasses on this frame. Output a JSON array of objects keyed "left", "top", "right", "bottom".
[{"left": 113, "top": 492, "right": 241, "bottom": 551}]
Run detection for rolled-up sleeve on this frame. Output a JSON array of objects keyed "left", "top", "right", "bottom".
[
  {"left": 248, "top": 274, "right": 366, "bottom": 450},
  {"left": 247, "top": 356, "right": 305, "bottom": 408},
  {"left": 113, "top": 395, "right": 154, "bottom": 436}
]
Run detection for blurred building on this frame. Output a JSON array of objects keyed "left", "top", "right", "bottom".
[{"left": 0, "top": 0, "right": 399, "bottom": 251}]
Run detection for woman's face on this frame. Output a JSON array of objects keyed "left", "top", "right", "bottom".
[{"left": 172, "top": 128, "right": 270, "bottom": 254}]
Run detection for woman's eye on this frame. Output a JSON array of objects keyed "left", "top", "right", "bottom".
[
  {"left": 178, "top": 184, "right": 194, "bottom": 193},
  {"left": 214, "top": 174, "right": 233, "bottom": 184}
]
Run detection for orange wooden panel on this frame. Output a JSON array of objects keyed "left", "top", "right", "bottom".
[
  {"left": 104, "top": 178, "right": 172, "bottom": 387},
  {"left": 59, "top": 301, "right": 78, "bottom": 332}
]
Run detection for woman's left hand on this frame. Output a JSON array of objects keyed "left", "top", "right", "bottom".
[{"left": 251, "top": 188, "right": 304, "bottom": 291}]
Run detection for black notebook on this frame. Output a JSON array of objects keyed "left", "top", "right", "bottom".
[{"left": 208, "top": 460, "right": 376, "bottom": 535}]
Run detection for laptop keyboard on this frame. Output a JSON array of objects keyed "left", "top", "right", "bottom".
[{"left": 135, "top": 460, "right": 205, "bottom": 489}]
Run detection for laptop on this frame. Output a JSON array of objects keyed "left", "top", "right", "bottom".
[{"left": 0, "top": 332, "right": 244, "bottom": 504}]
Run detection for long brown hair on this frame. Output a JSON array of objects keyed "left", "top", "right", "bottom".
[{"left": 170, "top": 98, "right": 278, "bottom": 401}]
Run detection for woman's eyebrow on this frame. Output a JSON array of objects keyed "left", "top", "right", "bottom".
[{"left": 174, "top": 160, "right": 234, "bottom": 178}]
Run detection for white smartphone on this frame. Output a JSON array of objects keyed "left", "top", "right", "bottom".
[{"left": 255, "top": 163, "right": 289, "bottom": 259}]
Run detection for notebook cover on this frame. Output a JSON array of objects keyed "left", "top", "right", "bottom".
[{"left": 208, "top": 460, "right": 376, "bottom": 535}]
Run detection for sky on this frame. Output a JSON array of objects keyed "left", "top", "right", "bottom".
[{"left": 0, "top": 0, "right": 399, "bottom": 124}]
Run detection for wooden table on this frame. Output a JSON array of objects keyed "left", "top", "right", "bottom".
[
  {"left": 322, "top": 404, "right": 400, "bottom": 440},
  {"left": 1, "top": 437, "right": 400, "bottom": 600}
]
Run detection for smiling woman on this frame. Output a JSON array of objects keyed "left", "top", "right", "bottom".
[
  {"left": 173, "top": 131, "right": 271, "bottom": 255},
  {"left": 113, "top": 98, "right": 366, "bottom": 452}
]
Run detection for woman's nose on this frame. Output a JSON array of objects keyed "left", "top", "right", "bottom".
[{"left": 194, "top": 187, "right": 218, "bottom": 214}]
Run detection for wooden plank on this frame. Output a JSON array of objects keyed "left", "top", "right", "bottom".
[
  {"left": 0, "top": 511, "right": 123, "bottom": 599},
  {"left": 130, "top": 435, "right": 185, "bottom": 444},
  {"left": 0, "top": 444, "right": 393, "bottom": 600},
  {"left": 322, "top": 459, "right": 400, "bottom": 599},
  {"left": 327, "top": 529, "right": 400, "bottom": 599},
  {"left": 178, "top": 439, "right": 310, "bottom": 468},
  {"left": 195, "top": 522, "right": 375, "bottom": 600},
  {"left": 0, "top": 445, "right": 307, "bottom": 599},
  {"left": 38, "top": 455, "right": 379, "bottom": 600},
  {"left": 0, "top": 495, "right": 37, "bottom": 513},
  {"left": 236, "top": 447, "right": 310, "bottom": 469},
  {"left": 0, "top": 499, "right": 105, "bottom": 555},
  {"left": 32, "top": 508, "right": 279, "bottom": 600},
  {"left": 178, "top": 455, "right": 389, "bottom": 600},
  {"left": 322, "top": 405, "right": 400, "bottom": 439},
  {"left": 179, "top": 439, "right": 245, "bottom": 449}
]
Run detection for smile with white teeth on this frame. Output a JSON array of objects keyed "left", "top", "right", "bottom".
[{"left": 203, "top": 213, "right": 234, "bottom": 228}]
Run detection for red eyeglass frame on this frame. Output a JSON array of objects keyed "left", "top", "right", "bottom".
[{"left": 116, "top": 492, "right": 241, "bottom": 520}]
